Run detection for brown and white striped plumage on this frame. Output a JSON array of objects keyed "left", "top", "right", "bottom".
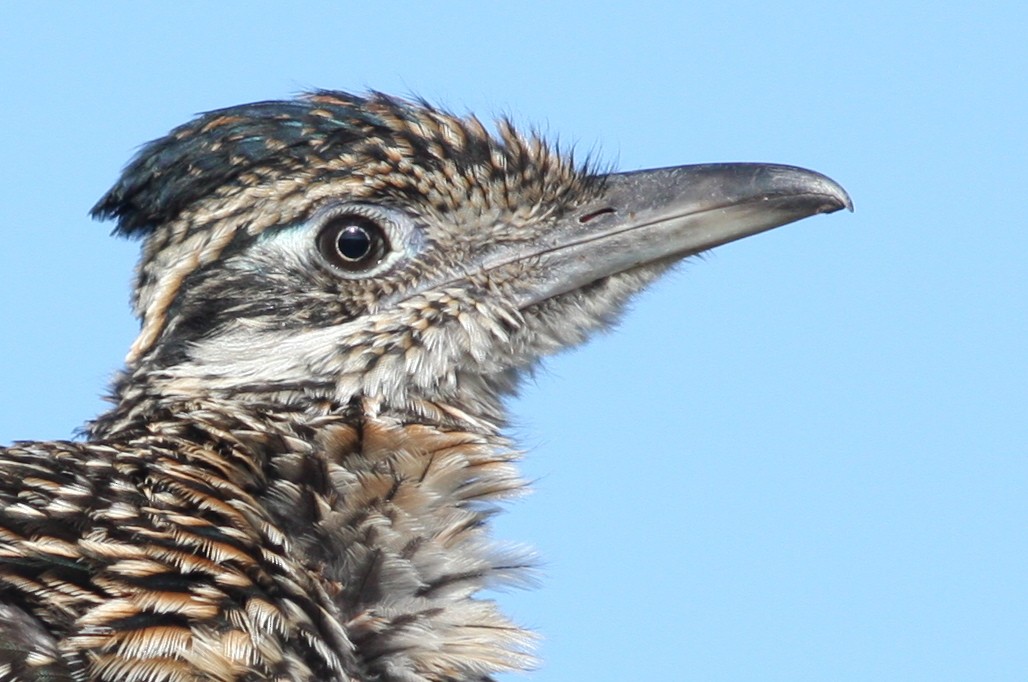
[
  {"left": 0, "top": 91, "right": 851, "bottom": 680},
  {"left": 3, "top": 400, "right": 529, "bottom": 681}
]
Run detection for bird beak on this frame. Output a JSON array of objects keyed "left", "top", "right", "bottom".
[{"left": 514, "top": 163, "right": 852, "bottom": 308}]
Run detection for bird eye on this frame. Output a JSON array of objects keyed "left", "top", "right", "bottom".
[{"left": 317, "top": 214, "right": 389, "bottom": 271}]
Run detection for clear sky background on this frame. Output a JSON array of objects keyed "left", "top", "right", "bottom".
[{"left": 1, "top": 3, "right": 1025, "bottom": 680}]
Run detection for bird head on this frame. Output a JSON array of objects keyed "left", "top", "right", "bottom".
[{"left": 92, "top": 91, "right": 850, "bottom": 425}]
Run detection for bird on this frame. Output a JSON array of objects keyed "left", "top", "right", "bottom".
[{"left": 0, "top": 90, "right": 851, "bottom": 682}]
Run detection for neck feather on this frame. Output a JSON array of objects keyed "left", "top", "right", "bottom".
[{"left": 88, "top": 391, "right": 535, "bottom": 679}]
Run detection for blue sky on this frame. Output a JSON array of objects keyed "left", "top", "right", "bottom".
[{"left": 1, "top": 3, "right": 1025, "bottom": 680}]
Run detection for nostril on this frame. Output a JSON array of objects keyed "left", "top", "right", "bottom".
[{"left": 578, "top": 207, "right": 616, "bottom": 224}]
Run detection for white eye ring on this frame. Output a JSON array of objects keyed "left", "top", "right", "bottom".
[{"left": 309, "top": 203, "right": 421, "bottom": 279}]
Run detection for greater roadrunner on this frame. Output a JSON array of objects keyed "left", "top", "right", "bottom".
[{"left": 0, "top": 91, "right": 851, "bottom": 681}]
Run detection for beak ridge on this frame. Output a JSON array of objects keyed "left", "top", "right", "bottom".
[{"left": 515, "top": 162, "right": 852, "bottom": 308}]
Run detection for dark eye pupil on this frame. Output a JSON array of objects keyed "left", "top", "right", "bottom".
[
  {"left": 317, "top": 213, "right": 389, "bottom": 272},
  {"left": 336, "top": 225, "right": 372, "bottom": 261}
]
